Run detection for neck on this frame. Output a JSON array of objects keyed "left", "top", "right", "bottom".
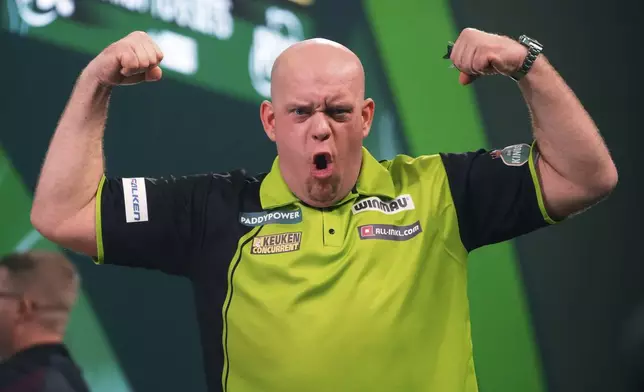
[{"left": 9, "top": 331, "right": 63, "bottom": 358}]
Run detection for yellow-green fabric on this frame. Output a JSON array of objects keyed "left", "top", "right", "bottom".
[
  {"left": 94, "top": 175, "right": 107, "bottom": 264},
  {"left": 223, "top": 147, "right": 478, "bottom": 392},
  {"left": 528, "top": 142, "right": 559, "bottom": 224},
  {"left": 95, "top": 144, "right": 551, "bottom": 392}
]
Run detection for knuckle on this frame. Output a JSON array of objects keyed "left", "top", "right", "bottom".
[
  {"left": 461, "top": 27, "right": 480, "bottom": 40},
  {"left": 125, "top": 31, "right": 147, "bottom": 44},
  {"left": 123, "top": 57, "right": 135, "bottom": 69},
  {"left": 127, "top": 52, "right": 139, "bottom": 67},
  {"left": 104, "top": 42, "right": 118, "bottom": 54}
]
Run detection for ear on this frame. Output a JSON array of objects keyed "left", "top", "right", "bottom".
[
  {"left": 260, "top": 100, "right": 277, "bottom": 142},
  {"left": 361, "top": 98, "right": 375, "bottom": 139}
]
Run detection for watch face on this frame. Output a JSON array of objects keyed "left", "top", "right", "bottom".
[{"left": 520, "top": 35, "right": 543, "bottom": 51}]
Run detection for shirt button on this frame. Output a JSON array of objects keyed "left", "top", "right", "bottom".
[{"left": 329, "top": 229, "right": 335, "bottom": 235}]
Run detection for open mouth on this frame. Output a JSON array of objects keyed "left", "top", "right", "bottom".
[
  {"left": 311, "top": 153, "right": 333, "bottom": 178},
  {"left": 314, "top": 153, "right": 330, "bottom": 170}
]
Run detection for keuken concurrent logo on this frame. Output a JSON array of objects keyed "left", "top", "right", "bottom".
[{"left": 251, "top": 232, "right": 302, "bottom": 255}]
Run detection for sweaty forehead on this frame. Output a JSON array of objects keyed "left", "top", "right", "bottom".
[
  {"left": 271, "top": 42, "right": 365, "bottom": 104},
  {"left": 286, "top": 68, "right": 358, "bottom": 103}
]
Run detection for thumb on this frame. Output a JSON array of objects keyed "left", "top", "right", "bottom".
[
  {"left": 119, "top": 73, "right": 147, "bottom": 86},
  {"left": 118, "top": 66, "right": 162, "bottom": 85},
  {"left": 145, "top": 66, "right": 163, "bottom": 82},
  {"left": 459, "top": 72, "right": 478, "bottom": 85}
]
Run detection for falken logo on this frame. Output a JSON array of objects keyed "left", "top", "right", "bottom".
[
  {"left": 351, "top": 194, "right": 415, "bottom": 215},
  {"left": 358, "top": 221, "right": 422, "bottom": 241},
  {"left": 251, "top": 232, "right": 302, "bottom": 255},
  {"left": 123, "top": 178, "right": 148, "bottom": 223},
  {"left": 240, "top": 208, "right": 302, "bottom": 227}
]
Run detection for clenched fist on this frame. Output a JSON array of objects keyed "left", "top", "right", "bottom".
[
  {"left": 85, "top": 31, "right": 164, "bottom": 86},
  {"left": 450, "top": 28, "right": 530, "bottom": 85}
]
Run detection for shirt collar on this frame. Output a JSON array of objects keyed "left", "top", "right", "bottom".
[
  {"left": 260, "top": 147, "right": 396, "bottom": 209},
  {"left": 4, "top": 343, "right": 70, "bottom": 364}
]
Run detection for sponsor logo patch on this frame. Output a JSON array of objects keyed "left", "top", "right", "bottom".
[
  {"left": 357, "top": 221, "right": 422, "bottom": 241},
  {"left": 351, "top": 194, "right": 415, "bottom": 215},
  {"left": 123, "top": 178, "right": 148, "bottom": 223},
  {"left": 240, "top": 208, "right": 302, "bottom": 227},
  {"left": 251, "top": 232, "right": 302, "bottom": 255},
  {"left": 490, "top": 143, "right": 531, "bottom": 166}
]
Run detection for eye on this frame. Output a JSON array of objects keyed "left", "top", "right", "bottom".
[
  {"left": 291, "top": 107, "right": 311, "bottom": 116},
  {"left": 327, "top": 107, "right": 352, "bottom": 120}
]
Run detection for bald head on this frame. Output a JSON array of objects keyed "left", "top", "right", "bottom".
[
  {"left": 0, "top": 251, "right": 79, "bottom": 334},
  {"left": 270, "top": 38, "right": 365, "bottom": 103}
]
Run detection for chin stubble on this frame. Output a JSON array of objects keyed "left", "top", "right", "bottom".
[{"left": 306, "top": 177, "right": 339, "bottom": 203}]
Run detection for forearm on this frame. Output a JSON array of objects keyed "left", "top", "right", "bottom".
[
  {"left": 518, "top": 56, "right": 617, "bottom": 196},
  {"left": 32, "top": 70, "right": 111, "bottom": 242}
]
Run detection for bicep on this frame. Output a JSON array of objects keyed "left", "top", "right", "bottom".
[
  {"left": 39, "top": 199, "right": 98, "bottom": 258},
  {"left": 537, "top": 157, "right": 598, "bottom": 219}
]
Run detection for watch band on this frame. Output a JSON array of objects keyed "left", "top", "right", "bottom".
[{"left": 510, "top": 35, "right": 544, "bottom": 81}]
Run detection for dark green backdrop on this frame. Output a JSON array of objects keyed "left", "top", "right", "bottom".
[{"left": 1, "top": 0, "right": 642, "bottom": 391}]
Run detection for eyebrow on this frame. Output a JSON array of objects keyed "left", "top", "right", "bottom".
[
  {"left": 326, "top": 95, "right": 353, "bottom": 104},
  {"left": 286, "top": 101, "right": 314, "bottom": 107},
  {"left": 325, "top": 102, "right": 354, "bottom": 109}
]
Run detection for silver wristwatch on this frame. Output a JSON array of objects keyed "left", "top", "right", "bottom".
[{"left": 510, "top": 35, "right": 543, "bottom": 81}]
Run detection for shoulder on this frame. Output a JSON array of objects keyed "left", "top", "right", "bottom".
[
  {"left": 378, "top": 153, "right": 457, "bottom": 213},
  {"left": 174, "top": 169, "right": 268, "bottom": 213},
  {"left": 151, "top": 169, "right": 266, "bottom": 189},
  {"left": 112, "top": 169, "right": 267, "bottom": 200},
  {"left": 379, "top": 153, "right": 451, "bottom": 182},
  {"left": 380, "top": 153, "right": 446, "bottom": 171}
]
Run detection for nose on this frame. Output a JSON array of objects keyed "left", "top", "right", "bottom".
[{"left": 310, "top": 112, "right": 331, "bottom": 142}]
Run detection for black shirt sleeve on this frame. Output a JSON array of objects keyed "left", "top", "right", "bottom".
[
  {"left": 440, "top": 142, "right": 557, "bottom": 252},
  {"left": 96, "top": 172, "right": 243, "bottom": 276}
]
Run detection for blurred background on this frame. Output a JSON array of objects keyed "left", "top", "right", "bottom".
[{"left": 0, "top": 0, "right": 642, "bottom": 391}]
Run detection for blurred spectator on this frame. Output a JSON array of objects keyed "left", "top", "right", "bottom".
[{"left": 0, "top": 251, "right": 89, "bottom": 392}]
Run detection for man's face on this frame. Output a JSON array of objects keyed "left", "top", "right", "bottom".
[
  {"left": 261, "top": 44, "right": 374, "bottom": 207},
  {"left": 0, "top": 268, "right": 19, "bottom": 359}
]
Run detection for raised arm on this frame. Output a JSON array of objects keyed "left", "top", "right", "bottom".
[
  {"left": 31, "top": 32, "right": 164, "bottom": 256},
  {"left": 450, "top": 28, "right": 618, "bottom": 220},
  {"left": 516, "top": 55, "right": 617, "bottom": 218}
]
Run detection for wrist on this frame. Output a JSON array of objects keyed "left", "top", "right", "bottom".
[
  {"left": 519, "top": 55, "right": 552, "bottom": 85},
  {"left": 79, "top": 63, "right": 113, "bottom": 91},
  {"left": 510, "top": 35, "right": 544, "bottom": 82},
  {"left": 77, "top": 67, "right": 113, "bottom": 97},
  {"left": 70, "top": 68, "right": 113, "bottom": 113}
]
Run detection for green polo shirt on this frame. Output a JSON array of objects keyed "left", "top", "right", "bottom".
[{"left": 96, "top": 144, "right": 554, "bottom": 392}]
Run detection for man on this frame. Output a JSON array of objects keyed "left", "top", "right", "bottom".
[
  {"left": 0, "top": 251, "right": 89, "bottom": 392},
  {"left": 30, "top": 28, "right": 617, "bottom": 392}
]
